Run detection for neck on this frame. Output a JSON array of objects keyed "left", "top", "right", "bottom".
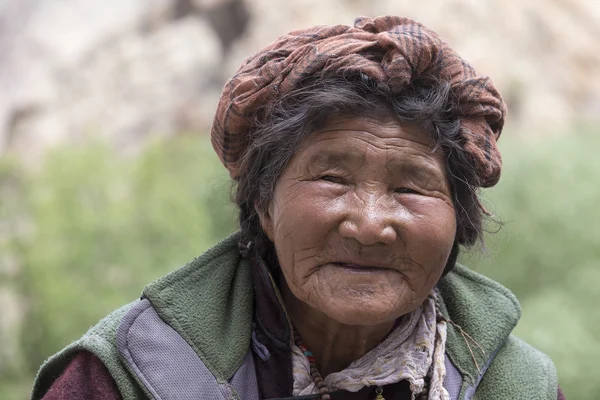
[{"left": 280, "top": 280, "right": 396, "bottom": 377}]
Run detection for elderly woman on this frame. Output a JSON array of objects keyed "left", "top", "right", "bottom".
[{"left": 33, "top": 16, "right": 563, "bottom": 400}]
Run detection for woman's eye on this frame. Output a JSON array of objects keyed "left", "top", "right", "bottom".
[
  {"left": 395, "top": 187, "right": 419, "bottom": 194},
  {"left": 319, "top": 175, "right": 343, "bottom": 184}
]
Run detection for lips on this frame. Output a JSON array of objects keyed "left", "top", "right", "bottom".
[{"left": 330, "top": 262, "right": 391, "bottom": 272}]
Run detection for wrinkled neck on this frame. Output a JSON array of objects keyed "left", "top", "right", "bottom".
[{"left": 280, "top": 277, "right": 396, "bottom": 377}]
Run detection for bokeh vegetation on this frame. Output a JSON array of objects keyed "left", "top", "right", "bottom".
[{"left": 0, "top": 130, "right": 598, "bottom": 399}]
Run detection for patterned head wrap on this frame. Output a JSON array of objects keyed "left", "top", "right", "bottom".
[{"left": 211, "top": 16, "right": 507, "bottom": 187}]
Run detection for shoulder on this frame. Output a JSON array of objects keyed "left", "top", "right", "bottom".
[
  {"left": 32, "top": 301, "right": 145, "bottom": 400},
  {"left": 437, "top": 265, "right": 558, "bottom": 399},
  {"left": 439, "top": 263, "right": 521, "bottom": 315},
  {"left": 475, "top": 335, "right": 558, "bottom": 400},
  {"left": 437, "top": 264, "right": 521, "bottom": 382},
  {"left": 38, "top": 351, "right": 122, "bottom": 400},
  {"left": 33, "top": 233, "right": 251, "bottom": 400}
]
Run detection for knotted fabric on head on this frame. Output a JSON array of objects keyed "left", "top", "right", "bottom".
[{"left": 211, "top": 16, "right": 507, "bottom": 187}]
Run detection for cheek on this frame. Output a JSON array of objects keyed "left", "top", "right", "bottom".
[
  {"left": 270, "top": 184, "right": 342, "bottom": 279},
  {"left": 403, "top": 198, "right": 457, "bottom": 277}
]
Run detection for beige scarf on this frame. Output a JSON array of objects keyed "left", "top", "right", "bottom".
[{"left": 291, "top": 291, "right": 449, "bottom": 400}]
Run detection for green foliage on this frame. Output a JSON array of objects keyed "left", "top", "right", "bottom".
[
  {"left": 0, "top": 156, "right": 31, "bottom": 399},
  {"left": 3, "top": 136, "right": 236, "bottom": 399},
  {"left": 462, "top": 129, "right": 600, "bottom": 398},
  {"left": 1, "top": 130, "right": 599, "bottom": 399}
]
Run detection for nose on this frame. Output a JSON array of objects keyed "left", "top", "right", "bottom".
[{"left": 338, "top": 193, "right": 398, "bottom": 246}]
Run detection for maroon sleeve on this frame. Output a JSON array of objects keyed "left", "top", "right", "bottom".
[
  {"left": 557, "top": 385, "right": 566, "bottom": 400},
  {"left": 41, "top": 351, "right": 122, "bottom": 400}
]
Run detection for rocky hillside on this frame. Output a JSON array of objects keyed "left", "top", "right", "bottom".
[{"left": 0, "top": 0, "right": 598, "bottom": 160}]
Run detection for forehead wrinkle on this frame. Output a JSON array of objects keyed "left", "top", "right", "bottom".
[
  {"left": 309, "top": 129, "right": 434, "bottom": 154},
  {"left": 303, "top": 137, "right": 447, "bottom": 184},
  {"left": 305, "top": 132, "right": 432, "bottom": 157},
  {"left": 296, "top": 120, "right": 444, "bottom": 180},
  {"left": 314, "top": 116, "right": 433, "bottom": 147},
  {"left": 306, "top": 146, "right": 366, "bottom": 168}
]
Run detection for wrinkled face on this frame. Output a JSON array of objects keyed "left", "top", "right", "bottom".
[{"left": 258, "top": 116, "right": 456, "bottom": 326}]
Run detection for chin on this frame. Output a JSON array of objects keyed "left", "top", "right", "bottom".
[{"left": 321, "top": 296, "right": 405, "bottom": 326}]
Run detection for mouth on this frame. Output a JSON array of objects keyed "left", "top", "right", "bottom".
[{"left": 329, "top": 262, "right": 392, "bottom": 273}]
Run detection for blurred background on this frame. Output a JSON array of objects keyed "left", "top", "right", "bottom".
[{"left": 0, "top": 0, "right": 599, "bottom": 398}]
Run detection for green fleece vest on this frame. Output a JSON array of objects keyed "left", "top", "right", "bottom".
[{"left": 32, "top": 233, "right": 558, "bottom": 400}]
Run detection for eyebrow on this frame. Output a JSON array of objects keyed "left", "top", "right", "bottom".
[
  {"left": 386, "top": 158, "right": 447, "bottom": 183},
  {"left": 305, "top": 147, "right": 447, "bottom": 186}
]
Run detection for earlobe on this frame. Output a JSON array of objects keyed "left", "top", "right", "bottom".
[{"left": 255, "top": 200, "right": 275, "bottom": 242}]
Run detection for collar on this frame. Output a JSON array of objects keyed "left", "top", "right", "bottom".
[
  {"left": 142, "top": 232, "right": 254, "bottom": 382},
  {"left": 436, "top": 263, "right": 521, "bottom": 385},
  {"left": 251, "top": 254, "right": 292, "bottom": 349}
]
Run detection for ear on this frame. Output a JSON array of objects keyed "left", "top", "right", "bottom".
[{"left": 255, "top": 200, "right": 275, "bottom": 242}]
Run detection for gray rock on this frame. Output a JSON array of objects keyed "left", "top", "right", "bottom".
[
  {"left": 1, "top": 0, "right": 599, "bottom": 161},
  {"left": 0, "top": 0, "right": 221, "bottom": 161}
]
